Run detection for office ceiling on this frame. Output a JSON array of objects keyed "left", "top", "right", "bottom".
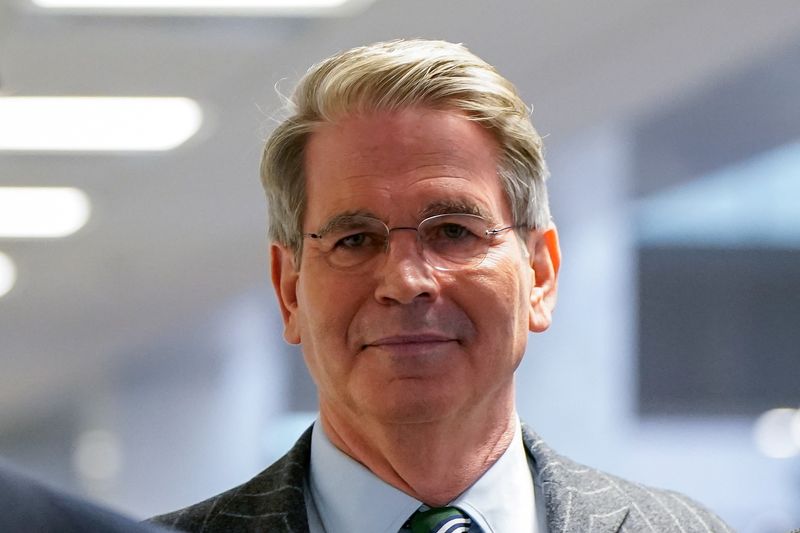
[{"left": 1, "top": 0, "right": 799, "bottom": 428}]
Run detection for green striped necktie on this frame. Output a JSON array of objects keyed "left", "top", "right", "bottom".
[{"left": 405, "top": 505, "right": 472, "bottom": 533}]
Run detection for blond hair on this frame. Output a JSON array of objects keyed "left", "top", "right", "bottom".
[{"left": 261, "top": 39, "right": 550, "bottom": 259}]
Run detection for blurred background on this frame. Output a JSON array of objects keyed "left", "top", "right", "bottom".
[{"left": 1, "top": 0, "right": 799, "bottom": 530}]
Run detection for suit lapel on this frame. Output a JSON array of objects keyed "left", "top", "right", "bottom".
[
  {"left": 150, "top": 426, "right": 313, "bottom": 533},
  {"left": 256, "top": 426, "right": 313, "bottom": 532},
  {"left": 209, "top": 426, "right": 312, "bottom": 533},
  {"left": 236, "top": 424, "right": 629, "bottom": 533},
  {"left": 522, "top": 424, "right": 629, "bottom": 533}
]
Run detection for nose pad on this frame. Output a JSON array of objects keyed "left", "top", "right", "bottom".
[{"left": 373, "top": 231, "right": 439, "bottom": 305}]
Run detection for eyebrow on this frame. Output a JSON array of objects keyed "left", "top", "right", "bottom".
[
  {"left": 314, "top": 200, "right": 493, "bottom": 235},
  {"left": 418, "top": 200, "right": 490, "bottom": 220},
  {"left": 315, "top": 210, "right": 379, "bottom": 236}
]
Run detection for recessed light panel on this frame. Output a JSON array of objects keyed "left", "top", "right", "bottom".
[
  {"left": 753, "top": 408, "right": 800, "bottom": 459},
  {"left": 0, "top": 187, "right": 91, "bottom": 238},
  {"left": 0, "top": 97, "right": 202, "bottom": 152},
  {"left": 0, "top": 252, "right": 15, "bottom": 298},
  {"left": 29, "top": 0, "right": 371, "bottom": 16}
]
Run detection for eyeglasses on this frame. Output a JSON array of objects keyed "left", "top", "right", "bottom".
[{"left": 303, "top": 213, "right": 518, "bottom": 272}]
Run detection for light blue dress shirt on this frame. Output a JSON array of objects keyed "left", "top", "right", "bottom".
[{"left": 305, "top": 417, "right": 546, "bottom": 532}]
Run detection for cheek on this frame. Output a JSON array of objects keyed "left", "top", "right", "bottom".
[
  {"left": 296, "top": 268, "right": 368, "bottom": 359},
  {"left": 473, "top": 251, "right": 528, "bottom": 306},
  {"left": 294, "top": 287, "right": 349, "bottom": 396},
  {"left": 467, "top": 255, "right": 531, "bottom": 347}
]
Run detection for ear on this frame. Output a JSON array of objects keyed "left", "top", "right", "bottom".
[
  {"left": 526, "top": 226, "right": 561, "bottom": 333},
  {"left": 270, "top": 242, "right": 302, "bottom": 344}
]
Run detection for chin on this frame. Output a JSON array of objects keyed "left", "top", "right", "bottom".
[{"left": 362, "top": 387, "right": 464, "bottom": 425}]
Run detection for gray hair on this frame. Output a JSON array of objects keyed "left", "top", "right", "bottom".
[{"left": 261, "top": 38, "right": 551, "bottom": 259}]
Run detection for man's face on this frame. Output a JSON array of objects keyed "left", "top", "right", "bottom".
[{"left": 272, "top": 107, "right": 558, "bottom": 427}]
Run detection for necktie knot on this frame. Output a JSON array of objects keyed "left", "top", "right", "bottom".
[{"left": 407, "top": 505, "right": 471, "bottom": 533}]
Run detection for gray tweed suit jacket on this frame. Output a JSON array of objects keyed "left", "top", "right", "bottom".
[{"left": 149, "top": 424, "right": 732, "bottom": 532}]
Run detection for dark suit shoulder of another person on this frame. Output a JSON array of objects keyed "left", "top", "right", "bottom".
[
  {"left": 0, "top": 460, "right": 165, "bottom": 533},
  {"left": 149, "top": 424, "right": 733, "bottom": 533}
]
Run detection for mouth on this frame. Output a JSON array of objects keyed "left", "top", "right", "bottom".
[{"left": 363, "top": 334, "right": 459, "bottom": 351}]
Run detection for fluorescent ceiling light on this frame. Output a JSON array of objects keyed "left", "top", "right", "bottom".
[
  {"left": 29, "top": 0, "right": 371, "bottom": 15},
  {"left": 0, "top": 97, "right": 202, "bottom": 152},
  {"left": 0, "top": 187, "right": 91, "bottom": 238},
  {"left": 0, "top": 252, "right": 15, "bottom": 298}
]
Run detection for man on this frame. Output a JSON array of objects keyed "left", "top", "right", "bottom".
[
  {"left": 150, "top": 40, "right": 731, "bottom": 532},
  {"left": 0, "top": 460, "right": 165, "bottom": 532}
]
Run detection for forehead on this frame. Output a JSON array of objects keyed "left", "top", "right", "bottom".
[{"left": 303, "top": 107, "right": 510, "bottom": 225}]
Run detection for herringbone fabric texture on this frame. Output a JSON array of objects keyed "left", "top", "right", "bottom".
[{"left": 148, "top": 424, "right": 733, "bottom": 532}]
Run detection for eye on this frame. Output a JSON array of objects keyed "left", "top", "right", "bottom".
[
  {"left": 427, "top": 221, "right": 480, "bottom": 242},
  {"left": 332, "top": 230, "right": 385, "bottom": 250},
  {"left": 337, "top": 232, "right": 369, "bottom": 248},
  {"left": 420, "top": 215, "right": 485, "bottom": 256},
  {"left": 439, "top": 223, "right": 471, "bottom": 239}
]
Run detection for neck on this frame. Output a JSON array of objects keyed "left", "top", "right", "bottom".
[{"left": 319, "top": 389, "right": 517, "bottom": 507}]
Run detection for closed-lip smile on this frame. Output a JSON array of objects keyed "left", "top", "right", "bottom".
[{"left": 364, "top": 334, "right": 458, "bottom": 349}]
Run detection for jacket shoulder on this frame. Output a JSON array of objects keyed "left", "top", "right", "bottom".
[
  {"left": 147, "top": 427, "right": 312, "bottom": 532},
  {"left": 521, "top": 424, "right": 732, "bottom": 532},
  {"left": 597, "top": 469, "right": 733, "bottom": 532}
]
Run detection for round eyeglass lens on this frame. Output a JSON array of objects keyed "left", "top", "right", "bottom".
[
  {"left": 418, "top": 214, "right": 491, "bottom": 270},
  {"left": 321, "top": 216, "right": 389, "bottom": 269}
]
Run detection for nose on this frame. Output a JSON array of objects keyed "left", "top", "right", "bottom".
[{"left": 373, "top": 231, "right": 440, "bottom": 305}]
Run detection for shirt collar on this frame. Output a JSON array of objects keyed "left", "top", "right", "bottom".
[
  {"left": 309, "top": 422, "right": 420, "bottom": 533},
  {"left": 308, "top": 416, "right": 537, "bottom": 533},
  {"left": 451, "top": 416, "right": 537, "bottom": 532}
]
